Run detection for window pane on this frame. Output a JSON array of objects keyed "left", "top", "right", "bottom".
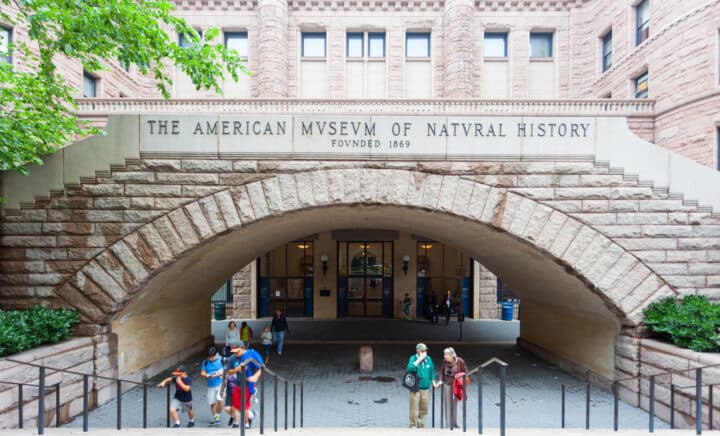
[
  {"left": 636, "top": 0, "right": 650, "bottom": 45},
  {"left": 302, "top": 32, "right": 326, "bottom": 57},
  {"left": 347, "top": 32, "right": 363, "bottom": 57},
  {"left": 484, "top": 32, "right": 507, "bottom": 57},
  {"left": 179, "top": 29, "right": 202, "bottom": 48},
  {"left": 635, "top": 71, "right": 648, "bottom": 98},
  {"left": 225, "top": 32, "right": 248, "bottom": 57},
  {"left": 602, "top": 31, "right": 612, "bottom": 72},
  {"left": 0, "top": 26, "right": 10, "bottom": 64},
  {"left": 406, "top": 33, "right": 430, "bottom": 57},
  {"left": 369, "top": 33, "right": 385, "bottom": 58},
  {"left": 82, "top": 73, "right": 96, "bottom": 98},
  {"left": 530, "top": 32, "right": 553, "bottom": 57}
]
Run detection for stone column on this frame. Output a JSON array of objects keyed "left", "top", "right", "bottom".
[
  {"left": 475, "top": 261, "right": 498, "bottom": 319},
  {"left": 231, "top": 263, "right": 255, "bottom": 319},
  {"left": 442, "top": 0, "right": 475, "bottom": 97},
  {"left": 256, "top": 0, "right": 289, "bottom": 97}
]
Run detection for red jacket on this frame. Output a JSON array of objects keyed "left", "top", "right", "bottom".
[{"left": 453, "top": 371, "right": 467, "bottom": 401}]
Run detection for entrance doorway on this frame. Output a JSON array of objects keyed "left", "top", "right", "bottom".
[
  {"left": 258, "top": 241, "right": 314, "bottom": 317},
  {"left": 337, "top": 241, "right": 393, "bottom": 317}
]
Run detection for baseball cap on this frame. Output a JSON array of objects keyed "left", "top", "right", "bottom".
[
  {"left": 416, "top": 343, "right": 428, "bottom": 351},
  {"left": 230, "top": 342, "right": 247, "bottom": 353},
  {"left": 171, "top": 365, "right": 187, "bottom": 375}
]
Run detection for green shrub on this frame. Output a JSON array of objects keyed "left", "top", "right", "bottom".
[
  {"left": 643, "top": 295, "right": 720, "bottom": 352},
  {"left": 0, "top": 307, "right": 80, "bottom": 357}
]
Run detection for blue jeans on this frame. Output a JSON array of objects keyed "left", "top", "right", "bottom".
[{"left": 272, "top": 331, "right": 285, "bottom": 354}]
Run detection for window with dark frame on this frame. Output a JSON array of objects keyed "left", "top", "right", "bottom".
[
  {"left": 0, "top": 25, "right": 11, "bottom": 64},
  {"left": 636, "top": 0, "right": 650, "bottom": 45},
  {"left": 634, "top": 71, "right": 649, "bottom": 98},
  {"left": 179, "top": 29, "right": 203, "bottom": 48},
  {"left": 484, "top": 32, "right": 508, "bottom": 57},
  {"left": 368, "top": 32, "right": 385, "bottom": 58},
  {"left": 259, "top": 241, "right": 314, "bottom": 317},
  {"left": 346, "top": 32, "right": 385, "bottom": 58},
  {"left": 406, "top": 32, "right": 431, "bottom": 57},
  {"left": 82, "top": 72, "right": 97, "bottom": 98},
  {"left": 530, "top": 32, "right": 553, "bottom": 58},
  {"left": 346, "top": 32, "right": 363, "bottom": 57},
  {"left": 602, "top": 30, "right": 612, "bottom": 72},
  {"left": 302, "top": 32, "right": 327, "bottom": 57},
  {"left": 225, "top": 32, "right": 248, "bottom": 58}
]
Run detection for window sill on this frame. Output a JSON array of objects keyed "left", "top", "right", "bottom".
[
  {"left": 484, "top": 57, "right": 508, "bottom": 62},
  {"left": 529, "top": 57, "right": 554, "bottom": 62},
  {"left": 405, "top": 57, "right": 431, "bottom": 62},
  {"left": 301, "top": 57, "right": 328, "bottom": 62}
]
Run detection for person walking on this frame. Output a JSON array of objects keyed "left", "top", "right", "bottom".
[
  {"left": 440, "top": 347, "right": 467, "bottom": 430},
  {"left": 402, "top": 293, "right": 413, "bottom": 320},
  {"left": 270, "top": 309, "right": 289, "bottom": 356},
  {"left": 240, "top": 321, "right": 253, "bottom": 348},
  {"left": 225, "top": 320, "right": 240, "bottom": 348},
  {"left": 227, "top": 342, "right": 264, "bottom": 429},
  {"left": 157, "top": 365, "right": 195, "bottom": 428},
  {"left": 260, "top": 326, "right": 272, "bottom": 360},
  {"left": 443, "top": 290, "right": 454, "bottom": 326},
  {"left": 200, "top": 347, "right": 224, "bottom": 426},
  {"left": 406, "top": 343, "right": 439, "bottom": 428}
]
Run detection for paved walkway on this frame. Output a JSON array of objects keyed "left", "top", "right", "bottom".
[{"left": 66, "top": 343, "right": 667, "bottom": 430}]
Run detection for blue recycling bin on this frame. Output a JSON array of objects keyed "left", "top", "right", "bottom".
[{"left": 501, "top": 301, "right": 514, "bottom": 321}]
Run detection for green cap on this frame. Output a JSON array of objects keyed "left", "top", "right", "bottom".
[{"left": 416, "top": 343, "right": 428, "bottom": 351}]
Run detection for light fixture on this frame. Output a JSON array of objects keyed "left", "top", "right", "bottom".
[
  {"left": 420, "top": 243, "right": 433, "bottom": 249},
  {"left": 321, "top": 255, "right": 328, "bottom": 275},
  {"left": 402, "top": 255, "right": 410, "bottom": 275},
  {"left": 297, "top": 243, "right": 310, "bottom": 249}
]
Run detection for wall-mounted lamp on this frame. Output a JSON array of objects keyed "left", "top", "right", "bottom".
[
  {"left": 402, "top": 255, "right": 410, "bottom": 275},
  {"left": 321, "top": 255, "right": 329, "bottom": 275}
]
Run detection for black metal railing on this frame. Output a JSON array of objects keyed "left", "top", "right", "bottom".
[
  {"left": 1, "top": 356, "right": 303, "bottom": 435},
  {"left": 558, "top": 362, "right": 720, "bottom": 435}
]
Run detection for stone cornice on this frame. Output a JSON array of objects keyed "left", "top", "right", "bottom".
[
  {"left": 76, "top": 98, "right": 655, "bottom": 117},
  {"left": 172, "top": 0, "right": 584, "bottom": 12}
]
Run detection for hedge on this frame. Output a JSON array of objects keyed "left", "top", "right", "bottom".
[
  {"left": 0, "top": 307, "right": 80, "bottom": 357},
  {"left": 643, "top": 295, "right": 720, "bottom": 352}
]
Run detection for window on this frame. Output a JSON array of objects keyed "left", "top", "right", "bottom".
[
  {"left": 636, "top": 0, "right": 649, "bottom": 45},
  {"left": 602, "top": 31, "right": 612, "bottom": 72},
  {"left": 530, "top": 32, "right": 553, "bottom": 58},
  {"left": 368, "top": 33, "right": 385, "bottom": 58},
  {"left": 302, "top": 32, "right": 326, "bottom": 57},
  {"left": 484, "top": 32, "right": 507, "bottom": 57},
  {"left": 347, "top": 32, "right": 363, "bottom": 57},
  {"left": 634, "top": 71, "right": 648, "bottom": 98},
  {"left": 225, "top": 32, "right": 248, "bottom": 58},
  {"left": 179, "top": 29, "right": 202, "bottom": 48},
  {"left": 82, "top": 72, "right": 97, "bottom": 97},
  {"left": 406, "top": 32, "right": 430, "bottom": 57},
  {"left": 1, "top": 25, "right": 10, "bottom": 64}
]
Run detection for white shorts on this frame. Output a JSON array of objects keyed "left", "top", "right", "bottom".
[
  {"left": 207, "top": 386, "right": 222, "bottom": 405},
  {"left": 171, "top": 398, "right": 192, "bottom": 413}
]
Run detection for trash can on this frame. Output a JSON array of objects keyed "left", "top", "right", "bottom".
[
  {"left": 214, "top": 302, "right": 226, "bottom": 321},
  {"left": 501, "top": 301, "right": 514, "bottom": 321}
]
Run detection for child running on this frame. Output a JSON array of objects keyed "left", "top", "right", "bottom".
[
  {"left": 157, "top": 365, "right": 195, "bottom": 428},
  {"left": 261, "top": 326, "right": 272, "bottom": 360}
]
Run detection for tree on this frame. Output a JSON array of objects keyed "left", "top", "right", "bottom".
[{"left": 0, "top": 0, "right": 247, "bottom": 178}]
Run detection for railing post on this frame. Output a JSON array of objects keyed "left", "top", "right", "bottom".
[
  {"left": 670, "top": 383, "right": 675, "bottom": 429},
  {"left": 613, "top": 381, "right": 619, "bottom": 432},
  {"left": 585, "top": 381, "right": 591, "bottom": 430},
  {"left": 116, "top": 379, "right": 122, "bottom": 430},
  {"left": 83, "top": 375, "right": 89, "bottom": 432},
  {"left": 166, "top": 383, "right": 171, "bottom": 428},
  {"left": 463, "top": 379, "right": 467, "bottom": 433},
  {"left": 55, "top": 383, "right": 61, "bottom": 427},
  {"left": 260, "top": 372, "right": 265, "bottom": 435},
  {"left": 649, "top": 376, "right": 655, "bottom": 433},
  {"left": 696, "top": 368, "right": 702, "bottom": 435},
  {"left": 441, "top": 380, "right": 445, "bottom": 429},
  {"left": 240, "top": 367, "right": 246, "bottom": 436},
  {"left": 300, "top": 381, "right": 304, "bottom": 428},
  {"left": 432, "top": 384, "right": 436, "bottom": 428},
  {"left": 274, "top": 374, "right": 278, "bottom": 432},
  {"left": 561, "top": 384, "right": 565, "bottom": 429},
  {"left": 478, "top": 373, "right": 483, "bottom": 435},
  {"left": 18, "top": 384, "right": 23, "bottom": 429},
  {"left": 284, "top": 379, "right": 288, "bottom": 430},
  {"left": 710, "top": 385, "right": 714, "bottom": 431},
  {"left": 38, "top": 366, "right": 45, "bottom": 436},
  {"left": 500, "top": 366, "right": 506, "bottom": 436},
  {"left": 293, "top": 383, "right": 296, "bottom": 428},
  {"left": 143, "top": 384, "right": 148, "bottom": 429}
]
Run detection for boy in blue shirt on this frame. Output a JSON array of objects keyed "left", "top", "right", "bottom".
[
  {"left": 228, "top": 342, "right": 264, "bottom": 429},
  {"left": 200, "top": 347, "right": 224, "bottom": 426}
]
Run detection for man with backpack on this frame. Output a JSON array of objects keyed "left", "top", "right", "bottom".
[{"left": 405, "top": 343, "right": 439, "bottom": 428}]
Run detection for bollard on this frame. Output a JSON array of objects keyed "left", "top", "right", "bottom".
[
  {"left": 83, "top": 375, "right": 89, "bottom": 432},
  {"left": 478, "top": 373, "right": 483, "bottom": 435},
  {"left": 18, "top": 384, "right": 24, "bottom": 429},
  {"left": 441, "top": 381, "right": 445, "bottom": 429},
  {"left": 710, "top": 385, "right": 714, "bottom": 431},
  {"left": 561, "top": 384, "right": 565, "bottom": 429},
  {"left": 166, "top": 383, "right": 171, "bottom": 428},
  {"left": 143, "top": 384, "right": 148, "bottom": 429},
  {"left": 649, "top": 376, "right": 655, "bottom": 433},
  {"left": 585, "top": 382, "right": 591, "bottom": 430},
  {"left": 500, "top": 366, "right": 506, "bottom": 436},
  {"left": 274, "top": 374, "right": 278, "bottom": 432},
  {"left": 117, "top": 380, "right": 122, "bottom": 430},
  {"left": 39, "top": 367, "right": 45, "bottom": 436},
  {"left": 293, "top": 383, "right": 296, "bottom": 428},
  {"left": 55, "top": 383, "right": 61, "bottom": 427},
  {"left": 696, "top": 368, "right": 702, "bottom": 435},
  {"left": 260, "top": 372, "right": 265, "bottom": 435},
  {"left": 613, "top": 382, "right": 619, "bottom": 432},
  {"left": 284, "top": 379, "right": 288, "bottom": 430}
]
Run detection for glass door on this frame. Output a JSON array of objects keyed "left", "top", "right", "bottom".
[{"left": 339, "top": 241, "right": 392, "bottom": 317}]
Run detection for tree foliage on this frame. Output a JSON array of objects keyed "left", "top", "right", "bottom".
[{"left": 0, "top": 0, "right": 247, "bottom": 177}]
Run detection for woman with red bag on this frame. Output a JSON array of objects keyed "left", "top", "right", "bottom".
[{"left": 440, "top": 347, "right": 467, "bottom": 430}]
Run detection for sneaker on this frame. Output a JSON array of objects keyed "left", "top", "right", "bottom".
[
  {"left": 213, "top": 415, "right": 222, "bottom": 424},
  {"left": 172, "top": 423, "right": 182, "bottom": 428},
  {"left": 228, "top": 417, "right": 234, "bottom": 427},
  {"left": 245, "top": 423, "right": 251, "bottom": 429},
  {"left": 248, "top": 409, "right": 255, "bottom": 426},
  {"left": 231, "top": 424, "right": 240, "bottom": 428},
  {"left": 187, "top": 421, "right": 195, "bottom": 428}
]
